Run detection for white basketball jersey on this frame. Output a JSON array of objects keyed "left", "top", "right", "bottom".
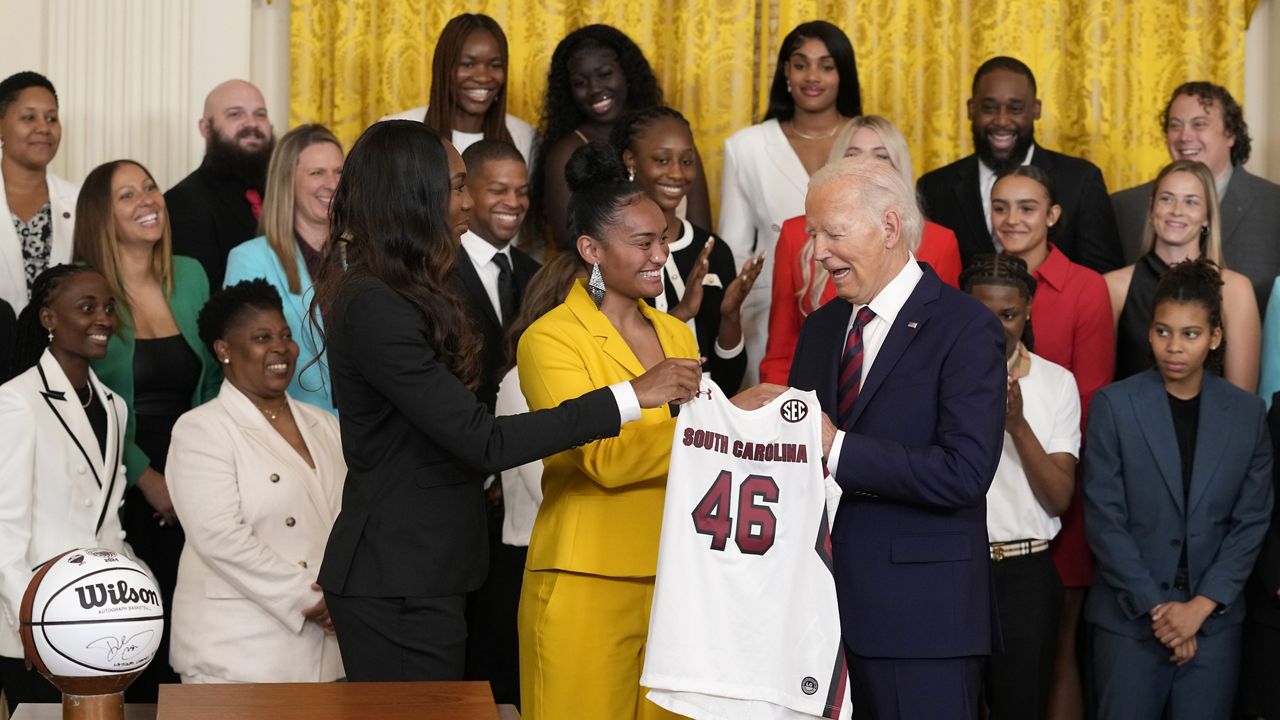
[{"left": 642, "top": 380, "right": 851, "bottom": 720}]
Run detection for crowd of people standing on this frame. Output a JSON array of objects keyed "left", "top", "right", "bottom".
[{"left": 2, "top": 13, "right": 1280, "bottom": 720}]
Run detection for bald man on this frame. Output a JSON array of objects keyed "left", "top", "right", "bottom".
[
  {"left": 165, "top": 79, "right": 276, "bottom": 286},
  {"left": 789, "top": 155, "right": 1006, "bottom": 719}
]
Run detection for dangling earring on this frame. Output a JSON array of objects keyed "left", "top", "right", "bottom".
[
  {"left": 46, "top": 327, "right": 53, "bottom": 343},
  {"left": 627, "top": 167, "right": 635, "bottom": 182},
  {"left": 786, "top": 80, "right": 792, "bottom": 94},
  {"left": 1201, "top": 225, "right": 1209, "bottom": 240},
  {"left": 588, "top": 262, "right": 606, "bottom": 309}
]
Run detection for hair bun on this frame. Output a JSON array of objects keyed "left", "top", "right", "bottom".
[{"left": 564, "top": 142, "right": 628, "bottom": 192}]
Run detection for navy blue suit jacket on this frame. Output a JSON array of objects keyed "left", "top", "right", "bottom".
[
  {"left": 788, "top": 264, "right": 1006, "bottom": 658},
  {"left": 1084, "top": 369, "right": 1273, "bottom": 638}
]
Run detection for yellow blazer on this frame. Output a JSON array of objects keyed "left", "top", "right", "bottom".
[{"left": 518, "top": 281, "right": 698, "bottom": 578}]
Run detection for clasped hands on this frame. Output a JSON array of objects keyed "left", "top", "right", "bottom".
[{"left": 1150, "top": 595, "right": 1216, "bottom": 667}]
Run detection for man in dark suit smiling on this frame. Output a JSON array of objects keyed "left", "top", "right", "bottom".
[
  {"left": 455, "top": 139, "right": 540, "bottom": 706},
  {"left": 918, "top": 57, "right": 1123, "bottom": 273},
  {"left": 791, "top": 154, "right": 1006, "bottom": 719}
]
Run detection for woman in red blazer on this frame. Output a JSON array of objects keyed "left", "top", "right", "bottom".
[{"left": 760, "top": 115, "right": 961, "bottom": 384}]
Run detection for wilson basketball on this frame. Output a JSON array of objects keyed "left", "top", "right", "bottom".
[{"left": 20, "top": 548, "right": 164, "bottom": 679}]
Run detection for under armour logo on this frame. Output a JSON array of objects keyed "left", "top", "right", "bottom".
[{"left": 694, "top": 388, "right": 714, "bottom": 400}]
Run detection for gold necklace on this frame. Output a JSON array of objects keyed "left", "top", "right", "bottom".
[
  {"left": 255, "top": 400, "right": 289, "bottom": 422},
  {"left": 787, "top": 120, "right": 842, "bottom": 141},
  {"left": 77, "top": 382, "right": 93, "bottom": 409}
]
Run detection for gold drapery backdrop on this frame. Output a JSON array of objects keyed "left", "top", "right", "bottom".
[{"left": 291, "top": 0, "right": 1256, "bottom": 219}]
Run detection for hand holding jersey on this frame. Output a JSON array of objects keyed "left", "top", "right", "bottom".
[{"left": 644, "top": 379, "right": 851, "bottom": 720}]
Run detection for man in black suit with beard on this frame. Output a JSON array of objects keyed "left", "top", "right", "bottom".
[
  {"left": 455, "top": 139, "right": 540, "bottom": 708},
  {"left": 918, "top": 56, "right": 1123, "bottom": 273},
  {"left": 165, "top": 79, "right": 276, "bottom": 287}
]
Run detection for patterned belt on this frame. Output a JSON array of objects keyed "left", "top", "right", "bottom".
[{"left": 989, "top": 539, "right": 1050, "bottom": 561}]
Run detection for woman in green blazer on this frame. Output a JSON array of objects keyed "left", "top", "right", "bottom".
[{"left": 73, "top": 159, "right": 220, "bottom": 701}]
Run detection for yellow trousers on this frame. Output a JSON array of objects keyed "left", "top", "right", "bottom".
[{"left": 518, "top": 569, "right": 682, "bottom": 720}]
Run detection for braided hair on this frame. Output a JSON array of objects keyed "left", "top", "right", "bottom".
[
  {"left": 13, "top": 264, "right": 98, "bottom": 373},
  {"left": 1152, "top": 257, "right": 1226, "bottom": 376},
  {"left": 959, "top": 253, "right": 1038, "bottom": 352},
  {"left": 609, "top": 105, "right": 690, "bottom": 157}
]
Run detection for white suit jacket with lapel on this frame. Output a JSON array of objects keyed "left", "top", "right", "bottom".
[
  {"left": 0, "top": 349, "right": 129, "bottom": 657},
  {"left": 166, "top": 379, "right": 345, "bottom": 683},
  {"left": 718, "top": 118, "right": 810, "bottom": 383},
  {"left": 0, "top": 163, "right": 80, "bottom": 310}
]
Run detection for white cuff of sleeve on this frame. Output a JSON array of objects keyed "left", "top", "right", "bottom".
[
  {"left": 609, "top": 381, "right": 642, "bottom": 424},
  {"left": 714, "top": 336, "right": 746, "bottom": 359},
  {"left": 826, "top": 430, "right": 847, "bottom": 477}
]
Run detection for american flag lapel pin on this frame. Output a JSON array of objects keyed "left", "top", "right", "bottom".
[{"left": 907, "top": 321, "right": 918, "bottom": 329}]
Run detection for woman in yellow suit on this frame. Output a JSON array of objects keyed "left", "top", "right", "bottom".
[{"left": 517, "top": 143, "right": 773, "bottom": 719}]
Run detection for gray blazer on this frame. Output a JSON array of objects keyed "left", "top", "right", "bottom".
[
  {"left": 1083, "top": 369, "right": 1273, "bottom": 638},
  {"left": 1112, "top": 167, "right": 1280, "bottom": 312}
]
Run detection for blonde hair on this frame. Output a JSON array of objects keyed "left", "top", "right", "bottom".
[
  {"left": 261, "top": 124, "right": 343, "bottom": 294},
  {"left": 800, "top": 117, "right": 922, "bottom": 312},
  {"left": 1140, "top": 159, "right": 1225, "bottom": 267},
  {"left": 72, "top": 160, "right": 174, "bottom": 327}
]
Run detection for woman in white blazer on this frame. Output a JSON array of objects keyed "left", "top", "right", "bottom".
[
  {"left": 166, "top": 280, "right": 344, "bottom": 684},
  {"left": 0, "top": 72, "right": 79, "bottom": 311},
  {"left": 378, "top": 14, "right": 537, "bottom": 164},
  {"left": 0, "top": 265, "right": 128, "bottom": 712},
  {"left": 717, "top": 22, "right": 861, "bottom": 383}
]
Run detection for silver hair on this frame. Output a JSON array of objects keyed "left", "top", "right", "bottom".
[{"left": 809, "top": 154, "right": 925, "bottom": 252}]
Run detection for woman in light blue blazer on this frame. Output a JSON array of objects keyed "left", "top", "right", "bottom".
[
  {"left": 1084, "top": 258, "right": 1273, "bottom": 719},
  {"left": 224, "top": 124, "right": 342, "bottom": 414}
]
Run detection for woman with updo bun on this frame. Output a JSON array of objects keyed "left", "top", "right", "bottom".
[{"left": 516, "top": 142, "right": 784, "bottom": 720}]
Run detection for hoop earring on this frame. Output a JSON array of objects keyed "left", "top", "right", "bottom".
[{"left": 588, "top": 262, "right": 606, "bottom": 309}]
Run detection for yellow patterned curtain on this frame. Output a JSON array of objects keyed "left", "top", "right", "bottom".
[{"left": 291, "top": 0, "right": 1255, "bottom": 218}]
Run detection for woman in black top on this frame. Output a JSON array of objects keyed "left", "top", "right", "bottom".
[
  {"left": 608, "top": 108, "right": 763, "bottom": 393},
  {"left": 1103, "top": 160, "right": 1259, "bottom": 390}
]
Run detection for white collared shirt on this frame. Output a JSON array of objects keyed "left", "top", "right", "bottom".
[
  {"left": 826, "top": 255, "right": 923, "bottom": 476},
  {"left": 460, "top": 230, "right": 514, "bottom": 323},
  {"left": 980, "top": 144, "right": 1036, "bottom": 242},
  {"left": 987, "top": 352, "right": 1080, "bottom": 542}
]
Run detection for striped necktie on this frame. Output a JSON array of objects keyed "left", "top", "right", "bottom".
[{"left": 837, "top": 306, "right": 877, "bottom": 429}]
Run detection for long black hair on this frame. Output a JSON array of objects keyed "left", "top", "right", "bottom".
[
  {"left": 310, "top": 120, "right": 481, "bottom": 388},
  {"left": 960, "top": 253, "right": 1038, "bottom": 352},
  {"left": 763, "top": 21, "right": 861, "bottom": 122}
]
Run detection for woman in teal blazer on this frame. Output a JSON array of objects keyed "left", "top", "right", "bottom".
[
  {"left": 72, "top": 159, "right": 219, "bottom": 701},
  {"left": 224, "top": 124, "right": 341, "bottom": 414}
]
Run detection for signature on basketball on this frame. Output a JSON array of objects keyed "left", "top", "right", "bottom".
[{"left": 87, "top": 630, "right": 155, "bottom": 663}]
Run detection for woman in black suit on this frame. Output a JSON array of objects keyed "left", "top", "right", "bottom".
[{"left": 311, "top": 120, "right": 700, "bottom": 681}]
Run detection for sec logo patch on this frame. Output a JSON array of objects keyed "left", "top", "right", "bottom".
[{"left": 780, "top": 398, "right": 808, "bottom": 423}]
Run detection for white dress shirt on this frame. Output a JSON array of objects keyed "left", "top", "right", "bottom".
[
  {"left": 826, "top": 256, "right": 923, "bottom": 476},
  {"left": 460, "top": 230, "right": 515, "bottom": 323},
  {"left": 986, "top": 352, "right": 1081, "bottom": 542},
  {"left": 979, "top": 144, "right": 1036, "bottom": 241}
]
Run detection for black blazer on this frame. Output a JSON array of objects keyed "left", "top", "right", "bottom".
[
  {"left": 165, "top": 161, "right": 261, "bottom": 287},
  {"left": 318, "top": 276, "right": 622, "bottom": 598},
  {"left": 917, "top": 143, "right": 1124, "bottom": 273},
  {"left": 454, "top": 244, "right": 540, "bottom": 410}
]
